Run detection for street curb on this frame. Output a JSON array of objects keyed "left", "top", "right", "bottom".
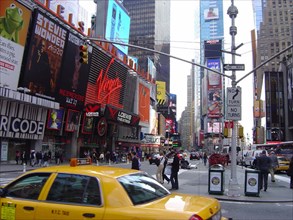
[{"left": 215, "top": 197, "right": 293, "bottom": 203}]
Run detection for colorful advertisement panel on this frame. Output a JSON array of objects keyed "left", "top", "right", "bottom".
[
  {"left": 169, "top": 93, "right": 177, "bottom": 116},
  {"left": 104, "top": 105, "right": 140, "bottom": 126},
  {"left": 204, "top": 7, "right": 219, "bottom": 20},
  {"left": 85, "top": 47, "right": 128, "bottom": 110},
  {"left": 156, "top": 81, "right": 166, "bottom": 104},
  {"left": 46, "top": 108, "right": 65, "bottom": 130},
  {"left": 200, "top": 0, "right": 224, "bottom": 41},
  {"left": 0, "top": 0, "right": 31, "bottom": 90},
  {"left": 56, "top": 32, "right": 91, "bottom": 110},
  {"left": 138, "top": 83, "right": 150, "bottom": 124},
  {"left": 207, "top": 58, "right": 222, "bottom": 118},
  {"left": 149, "top": 108, "right": 158, "bottom": 135},
  {"left": 202, "top": 70, "right": 208, "bottom": 115},
  {"left": 65, "top": 109, "right": 79, "bottom": 132},
  {"left": 105, "top": 0, "right": 130, "bottom": 54},
  {"left": 21, "top": 10, "right": 68, "bottom": 99},
  {"left": 81, "top": 113, "right": 94, "bottom": 134}
]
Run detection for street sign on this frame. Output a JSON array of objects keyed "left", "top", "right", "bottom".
[
  {"left": 223, "top": 64, "right": 245, "bottom": 71},
  {"left": 226, "top": 106, "right": 241, "bottom": 120},
  {"left": 227, "top": 87, "right": 241, "bottom": 106}
]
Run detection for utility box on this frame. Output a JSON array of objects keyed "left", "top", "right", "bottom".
[
  {"left": 208, "top": 164, "right": 225, "bottom": 195},
  {"left": 244, "top": 170, "right": 260, "bottom": 197}
]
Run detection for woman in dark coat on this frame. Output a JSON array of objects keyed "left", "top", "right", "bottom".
[{"left": 288, "top": 156, "right": 293, "bottom": 189}]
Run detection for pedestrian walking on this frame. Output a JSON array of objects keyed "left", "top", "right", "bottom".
[
  {"left": 36, "top": 151, "right": 42, "bottom": 166},
  {"left": 170, "top": 151, "right": 180, "bottom": 190},
  {"left": 269, "top": 151, "right": 279, "bottom": 182},
  {"left": 256, "top": 150, "right": 272, "bottom": 191},
  {"left": 156, "top": 152, "right": 165, "bottom": 184},
  {"left": 43, "top": 152, "right": 50, "bottom": 167},
  {"left": 15, "top": 150, "right": 20, "bottom": 165},
  {"left": 163, "top": 153, "right": 170, "bottom": 184},
  {"left": 131, "top": 151, "right": 140, "bottom": 170},
  {"left": 99, "top": 152, "right": 104, "bottom": 163},
  {"left": 21, "top": 151, "right": 27, "bottom": 165},
  {"left": 287, "top": 156, "right": 293, "bottom": 189},
  {"left": 203, "top": 152, "right": 208, "bottom": 166}
]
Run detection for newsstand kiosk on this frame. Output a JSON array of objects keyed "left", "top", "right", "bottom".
[
  {"left": 244, "top": 170, "right": 260, "bottom": 197},
  {"left": 208, "top": 164, "right": 225, "bottom": 195}
]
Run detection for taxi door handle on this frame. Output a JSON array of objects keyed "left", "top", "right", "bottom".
[
  {"left": 23, "top": 206, "right": 34, "bottom": 211},
  {"left": 83, "top": 213, "right": 95, "bottom": 218}
]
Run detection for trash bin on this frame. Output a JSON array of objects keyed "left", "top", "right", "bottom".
[
  {"left": 208, "top": 164, "right": 225, "bottom": 195},
  {"left": 244, "top": 170, "right": 260, "bottom": 197}
]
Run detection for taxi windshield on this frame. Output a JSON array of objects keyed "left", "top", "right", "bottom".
[{"left": 118, "top": 173, "right": 170, "bottom": 205}]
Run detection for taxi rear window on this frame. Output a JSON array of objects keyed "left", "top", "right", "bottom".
[
  {"left": 118, "top": 173, "right": 169, "bottom": 205},
  {"left": 46, "top": 173, "right": 102, "bottom": 206}
]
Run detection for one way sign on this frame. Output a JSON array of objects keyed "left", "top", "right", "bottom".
[{"left": 223, "top": 64, "right": 245, "bottom": 71}]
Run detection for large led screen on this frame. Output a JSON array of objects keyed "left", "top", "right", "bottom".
[
  {"left": 0, "top": 0, "right": 31, "bottom": 90},
  {"left": 105, "top": 0, "right": 130, "bottom": 55}
]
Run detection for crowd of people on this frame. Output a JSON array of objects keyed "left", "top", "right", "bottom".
[{"left": 15, "top": 149, "right": 60, "bottom": 167}]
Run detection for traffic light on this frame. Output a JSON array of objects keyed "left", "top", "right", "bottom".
[{"left": 79, "top": 44, "right": 88, "bottom": 64}]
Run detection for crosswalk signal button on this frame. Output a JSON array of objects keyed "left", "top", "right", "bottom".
[{"left": 79, "top": 45, "right": 88, "bottom": 64}]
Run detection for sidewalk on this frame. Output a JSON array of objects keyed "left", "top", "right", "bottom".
[
  {"left": 174, "top": 161, "right": 293, "bottom": 203},
  {"left": 1, "top": 161, "right": 292, "bottom": 203}
]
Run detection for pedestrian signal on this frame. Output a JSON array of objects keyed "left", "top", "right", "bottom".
[{"left": 79, "top": 45, "right": 88, "bottom": 64}]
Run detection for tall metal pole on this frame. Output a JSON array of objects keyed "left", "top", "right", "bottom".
[{"left": 227, "top": 0, "right": 240, "bottom": 196}]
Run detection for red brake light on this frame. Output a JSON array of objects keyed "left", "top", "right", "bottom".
[{"left": 189, "top": 215, "right": 203, "bottom": 220}]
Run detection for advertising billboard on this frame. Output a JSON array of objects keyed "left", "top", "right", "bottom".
[
  {"left": 21, "top": 10, "right": 68, "bottom": 99},
  {"left": 105, "top": 0, "right": 130, "bottom": 55},
  {"left": 138, "top": 82, "right": 150, "bottom": 124},
  {"left": 207, "top": 58, "right": 222, "bottom": 118},
  {"left": 85, "top": 46, "right": 128, "bottom": 110},
  {"left": 204, "top": 7, "right": 219, "bottom": 20},
  {"left": 46, "top": 108, "right": 65, "bottom": 131},
  {"left": 65, "top": 109, "right": 79, "bottom": 132},
  {"left": 0, "top": 0, "right": 32, "bottom": 90},
  {"left": 156, "top": 81, "right": 166, "bottom": 105},
  {"left": 204, "top": 39, "right": 222, "bottom": 58},
  {"left": 56, "top": 32, "right": 91, "bottom": 110}
]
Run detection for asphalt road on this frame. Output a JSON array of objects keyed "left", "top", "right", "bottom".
[{"left": 1, "top": 160, "right": 292, "bottom": 220}]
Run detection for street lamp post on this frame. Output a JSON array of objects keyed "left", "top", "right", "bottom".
[{"left": 227, "top": 0, "right": 241, "bottom": 197}]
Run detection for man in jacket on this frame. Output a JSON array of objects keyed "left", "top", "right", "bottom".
[
  {"left": 256, "top": 150, "right": 272, "bottom": 191},
  {"left": 170, "top": 151, "right": 180, "bottom": 190},
  {"left": 269, "top": 151, "right": 279, "bottom": 182},
  {"left": 131, "top": 151, "right": 140, "bottom": 170}
]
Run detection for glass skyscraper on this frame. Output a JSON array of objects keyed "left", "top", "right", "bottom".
[{"left": 122, "top": 0, "right": 171, "bottom": 92}]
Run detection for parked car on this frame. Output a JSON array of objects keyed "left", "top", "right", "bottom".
[
  {"left": 148, "top": 153, "right": 160, "bottom": 165},
  {"left": 237, "top": 150, "right": 250, "bottom": 165},
  {"left": 0, "top": 158, "right": 228, "bottom": 220},
  {"left": 190, "top": 152, "right": 200, "bottom": 160}
]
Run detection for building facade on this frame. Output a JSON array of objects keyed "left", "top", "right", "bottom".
[
  {"left": 254, "top": 0, "right": 293, "bottom": 142},
  {"left": 199, "top": 0, "right": 225, "bottom": 153}
]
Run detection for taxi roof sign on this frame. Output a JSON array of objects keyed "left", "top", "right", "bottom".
[{"left": 70, "top": 158, "right": 91, "bottom": 167}]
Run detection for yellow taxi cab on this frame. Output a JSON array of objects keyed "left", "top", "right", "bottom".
[
  {"left": 275, "top": 156, "right": 290, "bottom": 172},
  {"left": 0, "top": 158, "right": 228, "bottom": 220}
]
